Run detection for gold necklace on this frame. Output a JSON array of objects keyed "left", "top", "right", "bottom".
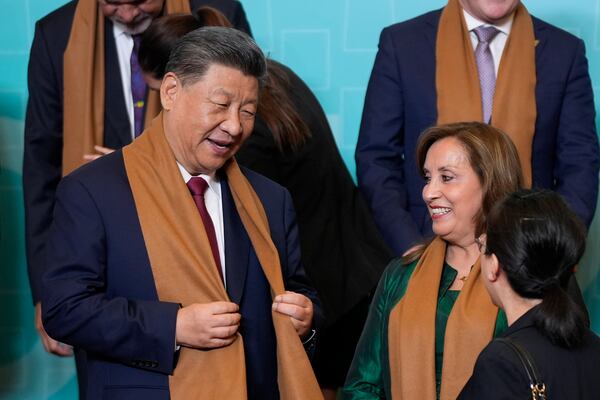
[{"left": 457, "top": 265, "right": 474, "bottom": 282}]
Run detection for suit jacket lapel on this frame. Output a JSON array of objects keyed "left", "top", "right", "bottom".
[{"left": 221, "top": 175, "right": 250, "bottom": 304}]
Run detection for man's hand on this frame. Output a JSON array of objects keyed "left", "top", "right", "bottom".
[
  {"left": 35, "top": 302, "right": 73, "bottom": 356},
  {"left": 83, "top": 145, "right": 114, "bottom": 162},
  {"left": 175, "top": 302, "right": 241, "bottom": 349},
  {"left": 272, "top": 291, "right": 313, "bottom": 338}
]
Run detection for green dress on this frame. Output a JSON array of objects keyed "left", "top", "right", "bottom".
[{"left": 342, "top": 258, "right": 507, "bottom": 399}]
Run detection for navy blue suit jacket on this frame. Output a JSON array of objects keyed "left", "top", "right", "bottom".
[
  {"left": 41, "top": 151, "right": 321, "bottom": 399},
  {"left": 23, "top": 0, "right": 252, "bottom": 304},
  {"left": 459, "top": 307, "right": 600, "bottom": 399},
  {"left": 356, "top": 9, "right": 599, "bottom": 255}
]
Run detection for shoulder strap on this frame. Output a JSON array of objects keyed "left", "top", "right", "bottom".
[{"left": 496, "top": 337, "right": 547, "bottom": 399}]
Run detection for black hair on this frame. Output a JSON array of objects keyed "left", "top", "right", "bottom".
[
  {"left": 485, "top": 189, "right": 587, "bottom": 348},
  {"left": 138, "top": 7, "right": 234, "bottom": 80},
  {"left": 138, "top": 12, "right": 202, "bottom": 80},
  {"left": 165, "top": 26, "right": 266, "bottom": 87},
  {"left": 138, "top": 9, "right": 309, "bottom": 150}
]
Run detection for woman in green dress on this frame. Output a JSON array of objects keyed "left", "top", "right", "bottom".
[{"left": 342, "top": 122, "right": 523, "bottom": 400}]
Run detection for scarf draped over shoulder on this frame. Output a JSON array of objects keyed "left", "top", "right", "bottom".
[
  {"left": 122, "top": 113, "right": 322, "bottom": 399},
  {"left": 63, "top": 0, "right": 190, "bottom": 175},
  {"left": 436, "top": 0, "right": 536, "bottom": 186}
]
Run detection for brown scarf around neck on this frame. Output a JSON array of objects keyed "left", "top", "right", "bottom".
[
  {"left": 436, "top": 0, "right": 536, "bottom": 187},
  {"left": 62, "top": 0, "right": 190, "bottom": 175},
  {"left": 122, "top": 113, "right": 322, "bottom": 399},
  {"left": 388, "top": 237, "right": 498, "bottom": 400}
]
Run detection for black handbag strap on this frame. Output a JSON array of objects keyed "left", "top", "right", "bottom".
[{"left": 496, "top": 337, "right": 547, "bottom": 399}]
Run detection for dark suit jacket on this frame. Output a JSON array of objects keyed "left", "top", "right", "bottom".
[
  {"left": 23, "top": 0, "right": 252, "bottom": 304},
  {"left": 356, "top": 9, "right": 599, "bottom": 255},
  {"left": 236, "top": 61, "right": 392, "bottom": 323},
  {"left": 41, "top": 150, "right": 322, "bottom": 400},
  {"left": 459, "top": 306, "right": 600, "bottom": 399}
]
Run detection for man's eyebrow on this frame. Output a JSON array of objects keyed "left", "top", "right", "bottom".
[
  {"left": 211, "top": 88, "right": 258, "bottom": 105},
  {"left": 211, "top": 88, "right": 233, "bottom": 97},
  {"left": 103, "top": 0, "right": 147, "bottom": 5}
]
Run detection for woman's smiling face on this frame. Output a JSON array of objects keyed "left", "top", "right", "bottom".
[{"left": 422, "top": 137, "right": 484, "bottom": 246}]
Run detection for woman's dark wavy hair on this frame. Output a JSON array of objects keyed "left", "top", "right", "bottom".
[
  {"left": 139, "top": 8, "right": 232, "bottom": 80},
  {"left": 138, "top": 7, "right": 309, "bottom": 150},
  {"left": 485, "top": 189, "right": 587, "bottom": 348}
]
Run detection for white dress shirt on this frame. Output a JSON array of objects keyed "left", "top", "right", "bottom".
[
  {"left": 112, "top": 22, "right": 136, "bottom": 140},
  {"left": 463, "top": 10, "right": 514, "bottom": 76},
  {"left": 177, "top": 163, "right": 227, "bottom": 283}
]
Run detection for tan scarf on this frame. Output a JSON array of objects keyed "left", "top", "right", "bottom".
[
  {"left": 122, "top": 113, "right": 322, "bottom": 400},
  {"left": 436, "top": 0, "right": 536, "bottom": 186},
  {"left": 62, "top": 0, "right": 190, "bottom": 175},
  {"left": 388, "top": 237, "right": 498, "bottom": 400}
]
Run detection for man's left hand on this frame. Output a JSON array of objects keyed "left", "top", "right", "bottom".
[{"left": 272, "top": 291, "right": 313, "bottom": 338}]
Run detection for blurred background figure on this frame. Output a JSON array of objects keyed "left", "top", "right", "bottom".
[
  {"left": 139, "top": 9, "right": 393, "bottom": 398},
  {"left": 459, "top": 189, "right": 600, "bottom": 399}
]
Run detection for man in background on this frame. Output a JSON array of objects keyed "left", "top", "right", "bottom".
[{"left": 356, "top": 0, "right": 599, "bottom": 255}]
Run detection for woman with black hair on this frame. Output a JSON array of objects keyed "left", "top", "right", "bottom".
[{"left": 459, "top": 189, "right": 600, "bottom": 399}]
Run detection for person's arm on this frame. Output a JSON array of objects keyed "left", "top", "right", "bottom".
[
  {"left": 355, "top": 27, "right": 423, "bottom": 255},
  {"left": 192, "top": 0, "right": 252, "bottom": 36},
  {"left": 24, "top": 18, "right": 75, "bottom": 357},
  {"left": 23, "top": 19, "right": 63, "bottom": 306},
  {"left": 228, "top": 0, "right": 252, "bottom": 37},
  {"left": 42, "top": 175, "right": 181, "bottom": 374},
  {"left": 457, "top": 341, "right": 530, "bottom": 400},
  {"left": 341, "top": 266, "right": 397, "bottom": 399},
  {"left": 553, "top": 38, "right": 599, "bottom": 227},
  {"left": 276, "top": 188, "right": 323, "bottom": 349}
]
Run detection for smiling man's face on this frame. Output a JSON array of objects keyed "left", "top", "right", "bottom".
[
  {"left": 161, "top": 63, "right": 259, "bottom": 176},
  {"left": 99, "top": 0, "right": 164, "bottom": 34}
]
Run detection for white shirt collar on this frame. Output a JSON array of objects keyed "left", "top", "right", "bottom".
[
  {"left": 112, "top": 20, "right": 130, "bottom": 38},
  {"left": 462, "top": 9, "right": 514, "bottom": 36},
  {"left": 176, "top": 162, "right": 221, "bottom": 197}
]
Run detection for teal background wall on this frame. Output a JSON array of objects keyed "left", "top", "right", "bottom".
[{"left": 0, "top": 0, "right": 598, "bottom": 398}]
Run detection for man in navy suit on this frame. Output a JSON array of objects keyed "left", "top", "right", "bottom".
[
  {"left": 24, "top": 0, "right": 251, "bottom": 358},
  {"left": 356, "top": 0, "right": 599, "bottom": 256},
  {"left": 42, "top": 27, "right": 321, "bottom": 399}
]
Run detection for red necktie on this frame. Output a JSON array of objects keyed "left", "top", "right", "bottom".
[{"left": 187, "top": 177, "right": 223, "bottom": 283}]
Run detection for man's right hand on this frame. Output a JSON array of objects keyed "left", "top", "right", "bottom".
[
  {"left": 175, "top": 302, "right": 241, "bottom": 349},
  {"left": 35, "top": 302, "right": 73, "bottom": 356}
]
